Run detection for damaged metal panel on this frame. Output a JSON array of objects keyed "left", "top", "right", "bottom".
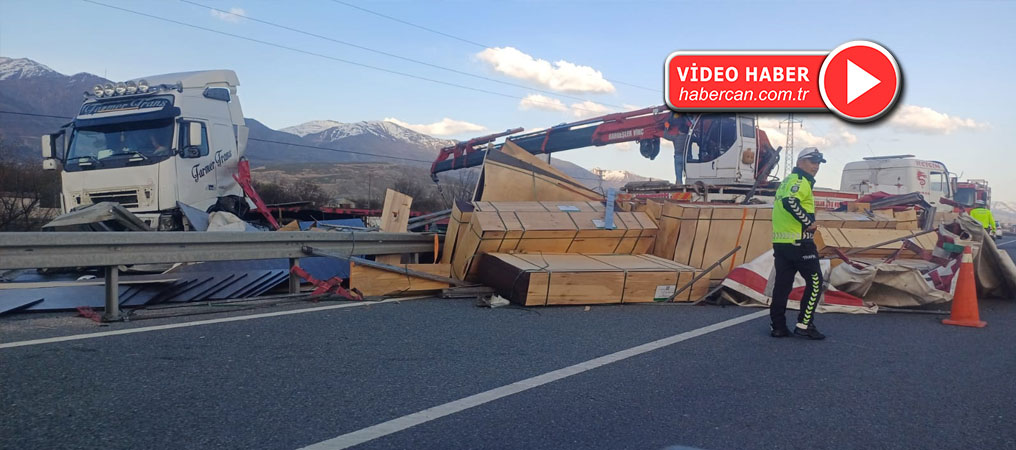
[{"left": 42, "top": 202, "right": 151, "bottom": 231}]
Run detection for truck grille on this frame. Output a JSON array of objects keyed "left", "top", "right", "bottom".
[{"left": 88, "top": 190, "right": 140, "bottom": 208}]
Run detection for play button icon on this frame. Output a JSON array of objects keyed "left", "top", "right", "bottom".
[
  {"left": 820, "top": 40, "right": 901, "bottom": 122},
  {"left": 846, "top": 60, "right": 881, "bottom": 103}
]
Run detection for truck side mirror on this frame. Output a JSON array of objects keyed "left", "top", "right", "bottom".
[
  {"left": 41, "top": 133, "right": 60, "bottom": 170},
  {"left": 41, "top": 135, "right": 54, "bottom": 159}
]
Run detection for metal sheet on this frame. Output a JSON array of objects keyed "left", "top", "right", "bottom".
[{"left": 0, "top": 297, "right": 43, "bottom": 315}]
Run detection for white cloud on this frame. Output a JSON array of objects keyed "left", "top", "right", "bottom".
[
  {"left": 476, "top": 47, "right": 615, "bottom": 94},
  {"left": 210, "top": 7, "right": 246, "bottom": 23},
  {"left": 383, "top": 117, "right": 486, "bottom": 136},
  {"left": 519, "top": 94, "right": 566, "bottom": 112},
  {"left": 569, "top": 100, "right": 610, "bottom": 119},
  {"left": 887, "top": 104, "right": 988, "bottom": 134}
]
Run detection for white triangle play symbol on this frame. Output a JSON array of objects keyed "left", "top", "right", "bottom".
[{"left": 847, "top": 59, "right": 880, "bottom": 104}]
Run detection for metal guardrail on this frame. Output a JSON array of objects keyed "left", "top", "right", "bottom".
[
  {"left": 0, "top": 231, "right": 439, "bottom": 320},
  {"left": 0, "top": 231, "right": 437, "bottom": 270}
]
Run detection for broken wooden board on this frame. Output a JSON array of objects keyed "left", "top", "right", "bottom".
[
  {"left": 474, "top": 140, "right": 604, "bottom": 203},
  {"left": 376, "top": 189, "right": 413, "bottom": 265},
  {"left": 449, "top": 209, "right": 658, "bottom": 280},
  {"left": 350, "top": 262, "right": 451, "bottom": 297},
  {"left": 476, "top": 253, "right": 704, "bottom": 306}
]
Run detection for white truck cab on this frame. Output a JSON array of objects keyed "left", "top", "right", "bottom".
[
  {"left": 839, "top": 155, "right": 954, "bottom": 211},
  {"left": 681, "top": 114, "right": 762, "bottom": 185},
  {"left": 41, "top": 70, "right": 248, "bottom": 230}
]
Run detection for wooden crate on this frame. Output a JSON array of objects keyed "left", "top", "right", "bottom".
[
  {"left": 476, "top": 253, "right": 703, "bottom": 305},
  {"left": 449, "top": 209, "right": 657, "bottom": 280}
]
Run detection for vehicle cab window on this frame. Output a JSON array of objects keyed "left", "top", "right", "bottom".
[
  {"left": 687, "top": 114, "right": 737, "bottom": 163},
  {"left": 178, "top": 122, "right": 209, "bottom": 158}
]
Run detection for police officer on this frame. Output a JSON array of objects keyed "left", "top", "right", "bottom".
[
  {"left": 969, "top": 200, "right": 997, "bottom": 236},
  {"left": 770, "top": 147, "right": 826, "bottom": 340}
]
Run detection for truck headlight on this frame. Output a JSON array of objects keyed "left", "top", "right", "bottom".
[
  {"left": 125, "top": 80, "right": 138, "bottom": 94},
  {"left": 93, "top": 84, "right": 104, "bottom": 97},
  {"left": 103, "top": 83, "right": 115, "bottom": 97},
  {"left": 115, "top": 82, "right": 126, "bottom": 95},
  {"left": 137, "top": 79, "right": 149, "bottom": 93}
]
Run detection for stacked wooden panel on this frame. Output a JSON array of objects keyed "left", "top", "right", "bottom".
[
  {"left": 450, "top": 207, "right": 658, "bottom": 280},
  {"left": 892, "top": 209, "right": 920, "bottom": 230},
  {"left": 651, "top": 203, "right": 900, "bottom": 281},
  {"left": 652, "top": 203, "right": 772, "bottom": 281},
  {"left": 476, "top": 253, "right": 706, "bottom": 305},
  {"left": 814, "top": 227, "right": 938, "bottom": 258}
]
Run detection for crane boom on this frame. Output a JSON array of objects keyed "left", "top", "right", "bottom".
[
  {"left": 431, "top": 106, "right": 688, "bottom": 179},
  {"left": 430, "top": 105, "right": 781, "bottom": 188}
]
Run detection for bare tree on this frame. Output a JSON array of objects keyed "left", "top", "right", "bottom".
[{"left": 0, "top": 137, "right": 61, "bottom": 230}]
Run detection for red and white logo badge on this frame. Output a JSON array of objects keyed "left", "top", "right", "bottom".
[{"left": 819, "top": 40, "right": 902, "bottom": 122}]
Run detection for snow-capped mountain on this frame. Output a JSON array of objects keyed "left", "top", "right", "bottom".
[
  {"left": 0, "top": 57, "right": 62, "bottom": 80},
  {"left": 283, "top": 120, "right": 452, "bottom": 153},
  {"left": 280, "top": 120, "right": 345, "bottom": 137}
]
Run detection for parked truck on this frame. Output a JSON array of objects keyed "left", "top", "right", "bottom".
[{"left": 41, "top": 70, "right": 249, "bottom": 230}]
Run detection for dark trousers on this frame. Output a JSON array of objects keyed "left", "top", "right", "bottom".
[{"left": 770, "top": 242, "right": 823, "bottom": 329}]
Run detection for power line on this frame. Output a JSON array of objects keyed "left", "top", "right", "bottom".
[
  {"left": 0, "top": 111, "right": 73, "bottom": 120},
  {"left": 0, "top": 110, "right": 602, "bottom": 180},
  {"left": 80, "top": 0, "right": 613, "bottom": 115},
  {"left": 180, "top": 0, "right": 621, "bottom": 109},
  {"left": 329, "top": 0, "right": 658, "bottom": 93}
]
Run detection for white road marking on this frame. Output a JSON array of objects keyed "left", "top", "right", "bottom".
[
  {"left": 995, "top": 239, "right": 1015, "bottom": 248},
  {"left": 0, "top": 298, "right": 412, "bottom": 349},
  {"left": 300, "top": 310, "right": 769, "bottom": 450}
]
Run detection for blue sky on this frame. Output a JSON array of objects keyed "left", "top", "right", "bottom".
[{"left": 2, "top": 0, "right": 1014, "bottom": 200}]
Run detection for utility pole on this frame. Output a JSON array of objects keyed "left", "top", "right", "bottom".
[{"left": 779, "top": 114, "right": 803, "bottom": 178}]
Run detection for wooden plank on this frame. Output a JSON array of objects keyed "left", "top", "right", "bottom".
[
  {"left": 376, "top": 189, "right": 413, "bottom": 265},
  {"left": 689, "top": 208, "right": 713, "bottom": 268},
  {"left": 613, "top": 212, "right": 641, "bottom": 254},
  {"left": 672, "top": 271, "right": 694, "bottom": 302},
  {"left": 672, "top": 211, "right": 699, "bottom": 265},
  {"left": 569, "top": 212, "right": 626, "bottom": 253},
  {"left": 653, "top": 214, "right": 681, "bottom": 259},
  {"left": 631, "top": 212, "right": 659, "bottom": 255},
  {"left": 703, "top": 207, "right": 751, "bottom": 279},
  {"left": 644, "top": 199, "right": 664, "bottom": 225},
  {"left": 350, "top": 262, "right": 451, "bottom": 296},
  {"left": 744, "top": 217, "right": 772, "bottom": 264},
  {"left": 515, "top": 211, "right": 580, "bottom": 239},
  {"left": 440, "top": 202, "right": 471, "bottom": 264}
]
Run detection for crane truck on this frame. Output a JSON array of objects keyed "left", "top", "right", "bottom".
[
  {"left": 430, "top": 106, "right": 859, "bottom": 208},
  {"left": 41, "top": 70, "right": 251, "bottom": 230}
]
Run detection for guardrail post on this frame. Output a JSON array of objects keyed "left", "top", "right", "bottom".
[
  {"left": 103, "top": 266, "right": 120, "bottom": 322},
  {"left": 288, "top": 258, "right": 301, "bottom": 294}
]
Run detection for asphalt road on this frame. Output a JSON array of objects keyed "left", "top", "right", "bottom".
[{"left": 2, "top": 242, "right": 1015, "bottom": 450}]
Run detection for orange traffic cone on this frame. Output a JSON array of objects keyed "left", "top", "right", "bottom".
[{"left": 942, "top": 245, "right": 986, "bottom": 328}]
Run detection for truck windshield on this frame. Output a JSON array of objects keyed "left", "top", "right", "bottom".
[
  {"left": 65, "top": 119, "right": 174, "bottom": 171},
  {"left": 954, "top": 188, "right": 975, "bottom": 206}
]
